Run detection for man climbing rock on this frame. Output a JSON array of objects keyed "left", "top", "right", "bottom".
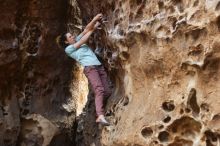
[{"left": 56, "top": 13, "right": 111, "bottom": 126}]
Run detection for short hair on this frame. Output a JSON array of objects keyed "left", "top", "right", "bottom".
[{"left": 56, "top": 33, "right": 68, "bottom": 49}]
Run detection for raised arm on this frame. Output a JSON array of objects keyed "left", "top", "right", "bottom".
[
  {"left": 79, "top": 13, "right": 103, "bottom": 36},
  {"left": 73, "top": 22, "right": 100, "bottom": 49}
]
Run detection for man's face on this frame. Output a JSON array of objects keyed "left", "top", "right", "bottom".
[{"left": 65, "top": 33, "right": 76, "bottom": 44}]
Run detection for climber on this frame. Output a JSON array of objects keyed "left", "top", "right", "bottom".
[{"left": 56, "top": 13, "right": 112, "bottom": 126}]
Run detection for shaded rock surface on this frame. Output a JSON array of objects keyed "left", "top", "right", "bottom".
[
  {"left": 1, "top": 0, "right": 220, "bottom": 146},
  {"left": 0, "top": 0, "right": 81, "bottom": 145}
]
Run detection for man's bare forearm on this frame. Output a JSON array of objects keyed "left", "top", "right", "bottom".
[
  {"left": 73, "top": 30, "right": 94, "bottom": 49},
  {"left": 79, "top": 30, "right": 93, "bottom": 44},
  {"left": 85, "top": 19, "right": 97, "bottom": 31},
  {"left": 85, "top": 14, "right": 103, "bottom": 30}
]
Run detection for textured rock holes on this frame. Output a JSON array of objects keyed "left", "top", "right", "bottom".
[
  {"left": 205, "top": 130, "right": 220, "bottom": 146},
  {"left": 20, "top": 84, "right": 35, "bottom": 116},
  {"left": 136, "top": 0, "right": 143, "bottom": 6},
  {"left": 184, "top": 28, "right": 207, "bottom": 43},
  {"left": 212, "top": 114, "right": 220, "bottom": 121},
  {"left": 158, "top": 116, "right": 202, "bottom": 145},
  {"left": 163, "top": 116, "right": 171, "bottom": 123},
  {"left": 140, "top": 101, "right": 175, "bottom": 141},
  {"left": 128, "top": 0, "right": 147, "bottom": 21},
  {"left": 167, "top": 5, "right": 175, "bottom": 14},
  {"left": 171, "top": 0, "right": 184, "bottom": 12},
  {"left": 162, "top": 100, "right": 175, "bottom": 112},
  {"left": 168, "top": 116, "right": 201, "bottom": 135},
  {"left": 3, "top": 128, "right": 19, "bottom": 146},
  {"left": 158, "top": 1, "right": 164, "bottom": 10},
  {"left": 104, "top": 49, "right": 121, "bottom": 68},
  {"left": 187, "top": 88, "right": 200, "bottom": 115},
  {"left": 215, "top": 2, "right": 220, "bottom": 11},
  {"left": 122, "top": 96, "right": 129, "bottom": 106},
  {"left": 135, "top": 3, "right": 145, "bottom": 20},
  {"left": 193, "top": 0, "right": 199, "bottom": 7},
  {"left": 158, "top": 124, "right": 164, "bottom": 130},
  {"left": 179, "top": 108, "right": 184, "bottom": 114},
  {"left": 170, "top": 17, "right": 177, "bottom": 31},
  {"left": 119, "top": 51, "right": 129, "bottom": 61},
  {"left": 114, "top": 19, "right": 119, "bottom": 28},
  {"left": 157, "top": 97, "right": 204, "bottom": 145},
  {"left": 158, "top": 131, "right": 170, "bottom": 142},
  {"left": 143, "top": 59, "right": 165, "bottom": 77},
  {"left": 20, "top": 23, "right": 42, "bottom": 56},
  {"left": 216, "top": 16, "right": 220, "bottom": 31},
  {"left": 200, "top": 103, "right": 209, "bottom": 112},
  {"left": 18, "top": 119, "right": 43, "bottom": 146},
  {"left": 156, "top": 26, "right": 171, "bottom": 37},
  {"left": 1, "top": 105, "right": 8, "bottom": 116},
  {"left": 188, "top": 44, "right": 203, "bottom": 56},
  {"left": 141, "top": 127, "right": 153, "bottom": 138},
  {"left": 129, "top": 0, "right": 146, "bottom": 8},
  {"left": 117, "top": 96, "right": 129, "bottom": 107},
  {"left": 168, "top": 137, "right": 193, "bottom": 146}
]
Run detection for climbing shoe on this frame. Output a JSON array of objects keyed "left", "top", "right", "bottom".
[{"left": 96, "top": 115, "right": 110, "bottom": 126}]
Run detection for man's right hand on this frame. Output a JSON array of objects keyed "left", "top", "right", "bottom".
[
  {"left": 93, "top": 13, "right": 103, "bottom": 21},
  {"left": 80, "top": 13, "right": 103, "bottom": 37}
]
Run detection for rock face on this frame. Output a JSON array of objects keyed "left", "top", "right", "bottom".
[
  {"left": 1, "top": 0, "right": 220, "bottom": 146},
  {"left": 76, "top": 0, "right": 220, "bottom": 146}
]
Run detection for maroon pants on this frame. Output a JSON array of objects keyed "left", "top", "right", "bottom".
[{"left": 84, "top": 65, "right": 112, "bottom": 116}]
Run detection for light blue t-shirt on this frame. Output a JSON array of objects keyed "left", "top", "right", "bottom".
[{"left": 65, "top": 34, "right": 101, "bottom": 67}]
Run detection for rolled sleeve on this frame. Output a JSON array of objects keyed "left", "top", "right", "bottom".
[{"left": 65, "top": 45, "right": 76, "bottom": 55}]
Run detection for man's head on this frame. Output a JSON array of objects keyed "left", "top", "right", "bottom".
[
  {"left": 65, "top": 33, "right": 76, "bottom": 44},
  {"left": 56, "top": 32, "right": 76, "bottom": 49}
]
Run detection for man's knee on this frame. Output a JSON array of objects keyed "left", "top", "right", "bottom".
[
  {"left": 95, "top": 86, "right": 105, "bottom": 96},
  {"left": 104, "top": 90, "right": 112, "bottom": 98}
]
